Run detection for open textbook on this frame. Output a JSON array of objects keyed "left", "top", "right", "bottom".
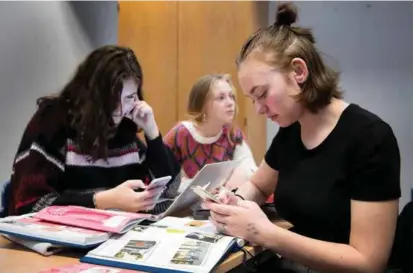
[{"left": 81, "top": 217, "right": 240, "bottom": 273}]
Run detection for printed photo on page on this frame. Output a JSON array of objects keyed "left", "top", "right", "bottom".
[
  {"left": 170, "top": 239, "right": 211, "bottom": 266},
  {"left": 114, "top": 240, "right": 157, "bottom": 261},
  {"left": 185, "top": 232, "right": 223, "bottom": 244},
  {"left": 131, "top": 225, "right": 150, "bottom": 233}
]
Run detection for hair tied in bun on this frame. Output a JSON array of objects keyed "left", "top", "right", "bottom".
[{"left": 274, "top": 2, "right": 298, "bottom": 28}]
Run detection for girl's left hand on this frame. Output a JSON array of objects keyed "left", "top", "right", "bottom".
[
  {"left": 204, "top": 200, "right": 273, "bottom": 245},
  {"left": 129, "top": 101, "right": 159, "bottom": 139}
]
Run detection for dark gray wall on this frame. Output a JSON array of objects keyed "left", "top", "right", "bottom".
[
  {"left": 0, "top": 2, "right": 118, "bottom": 198},
  {"left": 70, "top": 1, "right": 118, "bottom": 48}
]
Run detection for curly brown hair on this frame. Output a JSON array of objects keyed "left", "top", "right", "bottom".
[{"left": 37, "top": 45, "right": 143, "bottom": 160}]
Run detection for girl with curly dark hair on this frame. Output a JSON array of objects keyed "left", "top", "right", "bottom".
[{"left": 7, "top": 45, "right": 180, "bottom": 216}]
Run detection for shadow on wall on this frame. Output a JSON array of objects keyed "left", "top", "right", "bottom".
[{"left": 69, "top": 1, "right": 118, "bottom": 48}]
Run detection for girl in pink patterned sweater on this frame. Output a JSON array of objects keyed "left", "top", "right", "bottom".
[{"left": 164, "top": 74, "right": 257, "bottom": 193}]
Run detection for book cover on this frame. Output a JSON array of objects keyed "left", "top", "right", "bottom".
[
  {"left": 35, "top": 206, "right": 151, "bottom": 234},
  {"left": 3, "top": 234, "right": 66, "bottom": 256},
  {"left": 0, "top": 213, "right": 110, "bottom": 247},
  {"left": 39, "top": 262, "right": 139, "bottom": 273}
]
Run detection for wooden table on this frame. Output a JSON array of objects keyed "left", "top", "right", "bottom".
[{"left": 0, "top": 220, "right": 292, "bottom": 273}]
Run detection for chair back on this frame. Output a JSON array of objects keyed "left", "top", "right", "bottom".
[
  {"left": 388, "top": 201, "right": 413, "bottom": 273},
  {"left": 0, "top": 180, "right": 11, "bottom": 218}
]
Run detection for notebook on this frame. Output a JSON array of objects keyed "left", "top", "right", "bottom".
[
  {"left": 3, "top": 234, "right": 66, "bottom": 256},
  {"left": 0, "top": 213, "right": 110, "bottom": 248},
  {"left": 34, "top": 206, "right": 151, "bottom": 234}
]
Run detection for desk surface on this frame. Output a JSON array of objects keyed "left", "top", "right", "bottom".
[{"left": 0, "top": 220, "right": 292, "bottom": 273}]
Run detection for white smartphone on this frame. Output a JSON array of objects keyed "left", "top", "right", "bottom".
[
  {"left": 191, "top": 186, "right": 223, "bottom": 204},
  {"left": 147, "top": 176, "right": 172, "bottom": 191}
]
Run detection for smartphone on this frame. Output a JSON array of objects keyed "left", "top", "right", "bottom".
[
  {"left": 192, "top": 186, "right": 223, "bottom": 204},
  {"left": 147, "top": 176, "right": 171, "bottom": 190},
  {"left": 134, "top": 176, "right": 171, "bottom": 192}
]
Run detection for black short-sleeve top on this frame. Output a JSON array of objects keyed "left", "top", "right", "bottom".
[{"left": 265, "top": 104, "right": 401, "bottom": 243}]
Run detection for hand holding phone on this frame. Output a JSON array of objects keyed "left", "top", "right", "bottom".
[
  {"left": 147, "top": 176, "right": 171, "bottom": 190},
  {"left": 134, "top": 176, "right": 171, "bottom": 194},
  {"left": 192, "top": 186, "right": 223, "bottom": 204}
]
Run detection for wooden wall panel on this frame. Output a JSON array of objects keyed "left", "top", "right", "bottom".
[
  {"left": 118, "top": 2, "right": 178, "bottom": 136},
  {"left": 177, "top": 2, "right": 247, "bottom": 129},
  {"left": 118, "top": 1, "right": 268, "bottom": 163},
  {"left": 177, "top": 1, "right": 268, "bottom": 163},
  {"left": 244, "top": 1, "right": 269, "bottom": 164}
]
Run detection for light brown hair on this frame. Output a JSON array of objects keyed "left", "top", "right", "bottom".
[
  {"left": 237, "top": 2, "right": 342, "bottom": 113},
  {"left": 187, "top": 73, "right": 237, "bottom": 122}
]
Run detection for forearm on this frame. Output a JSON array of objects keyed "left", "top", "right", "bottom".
[
  {"left": 18, "top": 190, "right": 99, "bottom": 214},
  {"left": 52, "top": 190, "right": 100, "bottom": 208},
  {"left": 236, "top": 181, "right": 267, "bottom": 205},
  {"left": 260, "top": 225, "right": 376, "bottom": 273},
  {"left": 145, "top": 134, "right": 179, "bottom": 178}
]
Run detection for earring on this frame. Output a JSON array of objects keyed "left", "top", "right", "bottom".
[{"left": 202, "top": 113, "right": 207, "bottom": 122}]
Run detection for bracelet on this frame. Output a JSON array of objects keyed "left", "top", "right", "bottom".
[
  {"left": 93, "top": 192, "right": 99, "bottom": 209},
  {"left": 235, "top": 193, "right": 245, "bottom": 200}
]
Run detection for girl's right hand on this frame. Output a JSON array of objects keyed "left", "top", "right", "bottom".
[
  {"left": 95, "top": 180, "right": 162, "bottom": 212},
  {"left": 200, "top": 187, "right": 240, "bottom": 208},
  {"left": 216, "top": 187, "right": 240, "bottom": 205}
]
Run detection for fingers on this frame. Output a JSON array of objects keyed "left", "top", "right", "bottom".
[
  {"left": 139, "top": 199, "right": 157, "bottom": 211},
  {"left": 209, "top": 210, "right": 229, "bottom": 224},
  {"left": 236, "top": 200, "right": 253, "bottom": 209},
  {"left": 211, "top": 187, "right": 220, "bottom": 195},
  {"left": 217, "top": 194, "right": 229, "bottom": 204},
  {"left": 208, "top": 216, "right": 223, "bottom": 227},
  {"left": 132, "top": 104, "right": 144, "bottom": 120},
  {"left": 215, "top": 187, "right": 234, "bottom": 204},
  {"left": 134, "top": 189, "right": 162, "bottom": 211},
  {"left": 123, "top": 180, "right": 146, "bottom": 190},
  {"left": 135, "top": 101, "right": 151, "bottom": 118},
  {"left": 142, "top": 204, "right": 156, "bottom": 211},
  {"left": 204, "top": 200, "right": 237, "bottom": 215},
  {"left": 137, "top": 187, "right": 165, "bottom": 201},
  {"left": 209, "top": 215, "right": 231, "bottom": 235}
]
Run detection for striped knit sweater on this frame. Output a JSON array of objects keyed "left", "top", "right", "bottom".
[{"left": 7, "top": 99, "right": 180, "bottom": 216}]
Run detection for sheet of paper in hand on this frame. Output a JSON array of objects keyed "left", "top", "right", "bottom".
[{"left": 149, "top": 160, "right": 242, "bottom": 221}]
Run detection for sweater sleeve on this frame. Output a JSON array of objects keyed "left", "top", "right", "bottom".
[
  {"left": 135, "top": 133, "right": 181, "bottom": 196},
  {"left": 143, "top": 134, "right": 180, "bottom": 179},
  {"left": 163, "top": 123, "right": 183, "bottom": 164},
  {"left": 8, "top": 102, "right": 98, "bottom": 215}
]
